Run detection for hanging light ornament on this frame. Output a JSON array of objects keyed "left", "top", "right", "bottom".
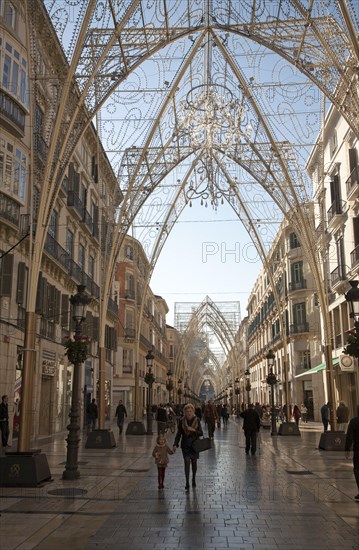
[{"left": 174, "top": 83, "right": 253, "bottom": 210}]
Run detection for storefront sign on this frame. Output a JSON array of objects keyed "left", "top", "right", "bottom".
[{"left": 42, "top": 360, "right": 55, "bottom": 377}]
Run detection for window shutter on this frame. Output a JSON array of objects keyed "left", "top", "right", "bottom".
[
  {"left": 16, "top": 261, "right": 27, "bottom": 305},
  {"left": 0, "top": 254, "right": 14, "bottom": 297},
  {"left": 61, "top": 293, "right": 69, "bottom": 328},
  {"left": 54, "top": 289, "right": 61, "bottom": 323},
  {"left": 92, "top": 316, "right": 99, "bottom": 341}
]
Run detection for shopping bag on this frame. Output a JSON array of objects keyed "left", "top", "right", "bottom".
[{"left": 193, "top": 437, "right": 212, "bottom": 453}]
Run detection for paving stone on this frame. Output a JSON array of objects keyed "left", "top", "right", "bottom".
[{"left": 1, "top": 421, "right": 359, "bottom": 549}]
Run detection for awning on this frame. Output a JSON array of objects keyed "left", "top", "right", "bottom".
[{"left": 295, "top": 357, "right": 339, "bottom": 379}]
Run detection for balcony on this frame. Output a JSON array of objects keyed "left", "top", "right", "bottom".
[
  {"left": 289, "top": 322, "right": 309, "bottom": 335},
  {"left": 67, "top": 190, "right": 85, "bottom": 218},
  {"left": 0, "top": 90, "right": 26, "bottom": 137},
  {"left": 34, "top": 133, "right": 49, "bottom": 164},
  {"left": 350, "top": 244, "right": 359, "bottom": 269},
  {"left": 346, "top": 166, "right": 359, "bottom": 200},
  {"left": 107, "top": 297, "right": 118, "bottom": 316},
  {"left": 330, "top": 265, "right": 346, "bottom": 288},
  {"left": 288, "top": 279, "right": 307, "bottom": 292},
  {"left": 0, "top": 191, "right": 20, "bottom": 227},
  {"left": 43, "top": 233, "right": 100, "bottom": 298},
  {"left": 327, "top": 199, "right": 345, "bottom": 228}
]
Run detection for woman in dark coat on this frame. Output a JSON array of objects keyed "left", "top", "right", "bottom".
[{"left": 173, "top": 403, "right": 203, "bottom": 491}]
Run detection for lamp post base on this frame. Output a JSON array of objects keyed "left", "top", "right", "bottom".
[
  {"left": 125, "top": 421, "right": 146, "bottom": 435},
  {"left": 0, "top": 450, "right": 52, "bottom": 487},
  {"left": 318, "top": 431, "right": 346, "bottom": 451},
  {"left": 278, "top": 422, "right": 301, "bottom": 436},
  {"left": 85, "top": 429, "right": 116, "bottom": 448}
]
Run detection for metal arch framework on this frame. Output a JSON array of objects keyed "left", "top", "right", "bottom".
[
  {"left": 18, "top": 0, "right": 358, "bottom": 448},
  {"left": 171, "top": 296, "right": 240, "bottom": 396}
]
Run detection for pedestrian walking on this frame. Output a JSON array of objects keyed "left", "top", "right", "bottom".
[
  {"left": 86, "top": 398, "right": 98, "bottom": 432},
  {"left": 173, "top": 403, "right": 203, "bottom": 492},
  {"left": 345, "top": 404, "right": 359, "bottom": 501},
  {"left": 337, "top": 401, "right": 349, "bottom": 432},
  {"left": 240, "top": 403, "right": 260, "bottom": 456},
  {"left": 204, "top": 400, "right": 218, "bottom": 439},
  {"left": 0, "top": 395, "right": 10, "bottom": 448},
  {"left": 292, "top": 404, "right": 301, "bottom": 427},
  {"left": 321, "top": 402, "right": 330, "bottom": 431},
  {"left": 152, "top": 433, "right": 174, "bottom": 489},
  {"left": 300, "top": 403, "right": 308, "bottom": 423},
  {"left": 221, "top": 404, "right": 229, "bottom": 427},
  {"left": 114, "top": 400, "right": 127, "bottom": 435},
  {"left": 155, "top": 403, "right": 168, "bottom": 434}
]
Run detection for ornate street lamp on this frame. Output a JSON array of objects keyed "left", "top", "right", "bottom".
[
  {"left": 63, "top": 285, "right": 91, "bottom": 480},
  {"left": 266, "top": 349, "right": 278, "bottom": 436},
  {"left": 344, "top": 281, "right": 359, "bottom": 356},
  {"left": 244, "top": 368, "right": 251, "bottom": 405},
  {"left": 145, "top": 349, "right": 155, "bottom": 435}
]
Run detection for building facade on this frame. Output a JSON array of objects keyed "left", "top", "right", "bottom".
[{"left": 0, "top": 1, "right": 120, "bottom": 440}]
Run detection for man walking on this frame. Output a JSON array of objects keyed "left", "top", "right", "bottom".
[
  {"left": 345, "top": 404, "right": 359, "bottom": 501},
  {"left": 240, "top": 403, "right": 260, "bottom": 456},
  {"left": 86, "top": 398, "right": 98, "bottom": 432},
  {"left": 0, "top": 395, "right": 10, "bottom": 448},
  {"left": 114, "top": 400, "right": 127, "bottom": 435},
  {"left": 204, "top": 400, "right": 218, "bottom": 439},
  {"left": 321, "top": 402, "right": 330, "bottom": 431}
]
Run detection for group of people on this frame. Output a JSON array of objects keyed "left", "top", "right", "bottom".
[{"left": 320, "top": 401, "right": 350, "bottom": 432}]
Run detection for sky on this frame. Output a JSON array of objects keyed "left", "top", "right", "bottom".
[{"left": 149, "top": 196, "right": 264, "bottom": 326}]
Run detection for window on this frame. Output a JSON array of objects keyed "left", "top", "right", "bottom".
[
  {"left": 48, "top": 211, "right": 57, "bottom": 239},
  {"left": 293, "top": 302, "right": 306, "bottom": 325},
  {"left": 88, "top": 255, "right": 94, "bottom": 280},
  {"left": 0, "top": 139, "right": 27, "bottom": 200},
  {"left": 336, "top": 236, "right": 345, "bottom": 278},
  {"left": 78, "top": 243, "right": 85, "bottom": 270},
  {"left": 125, "top": 245, "right": 133, "bottom": 259},
  {"left": 289, "top": 232, "right": 300, "bottom": 249},
  {"left": 1, "top": 40, "right": 29, "bottom": 107},
  {"left": 291, "top": 261, "right": 303, "bottom": 283},
  {"left": 66, "top": 229, "right": 74, "bottom": 258},
  {"left": 298, "top": 350, "right": 311, "bottom": 369},
  {"left": 330, "top": 130, "right": 338, "bottom": 158}
]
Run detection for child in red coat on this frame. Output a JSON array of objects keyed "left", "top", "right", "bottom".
[{"left": 152, "top": 434, "right": 174, "bottom": 489}]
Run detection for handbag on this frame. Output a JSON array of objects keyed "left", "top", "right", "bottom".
[{"left": 193, "top": 437, "right": 212, "bottom": 453}]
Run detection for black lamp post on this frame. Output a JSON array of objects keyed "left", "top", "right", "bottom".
[
  {"left": 145, "top": 349, "right": 155, "bottom": 435},
  {"left": 345, "top": 280, "right": 359, "bottom": 336},
  {"left": 244, "top": 369, "right": 251, "bottom": 406},
  {"left": 266, "top": 349, "right": 278, "bottom": 436},
  {"left": 63, "top": 285, "right": 91, "bottom": 480}
]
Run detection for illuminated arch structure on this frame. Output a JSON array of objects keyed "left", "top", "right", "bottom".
[
  {"left": 19, "top": 0, "right": 359, "bottom": 448},
  {"left": 173, "top": 297, "right": 241, "bottom": 398}
]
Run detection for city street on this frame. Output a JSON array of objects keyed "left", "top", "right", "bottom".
[{"left": 1, "top": 419, "right": 358, "bottom": 549}]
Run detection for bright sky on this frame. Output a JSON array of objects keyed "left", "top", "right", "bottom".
[{"left": 149, "top": 197, "right": 264, "bottom": 326}]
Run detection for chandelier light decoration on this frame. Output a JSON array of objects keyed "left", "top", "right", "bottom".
[{"left": 174, "top": 83, "right": 253, "bottom": 209}]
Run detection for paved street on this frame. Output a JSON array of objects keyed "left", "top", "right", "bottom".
[{"left": 0, "top": 419, "right": 358, "bottom": 549}]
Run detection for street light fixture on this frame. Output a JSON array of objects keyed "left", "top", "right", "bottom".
[
  {"left": 63, "top": 285, "right": 91, "bottom": 480},
  {"left": 145, "top": 349, "right": 155, "bottom": 435},
  {"left": 345, "top": 280, "right": 359, "bottom": 335},
  {"left": 265, "top": 349, "right": 278, "bottom": 436}
]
